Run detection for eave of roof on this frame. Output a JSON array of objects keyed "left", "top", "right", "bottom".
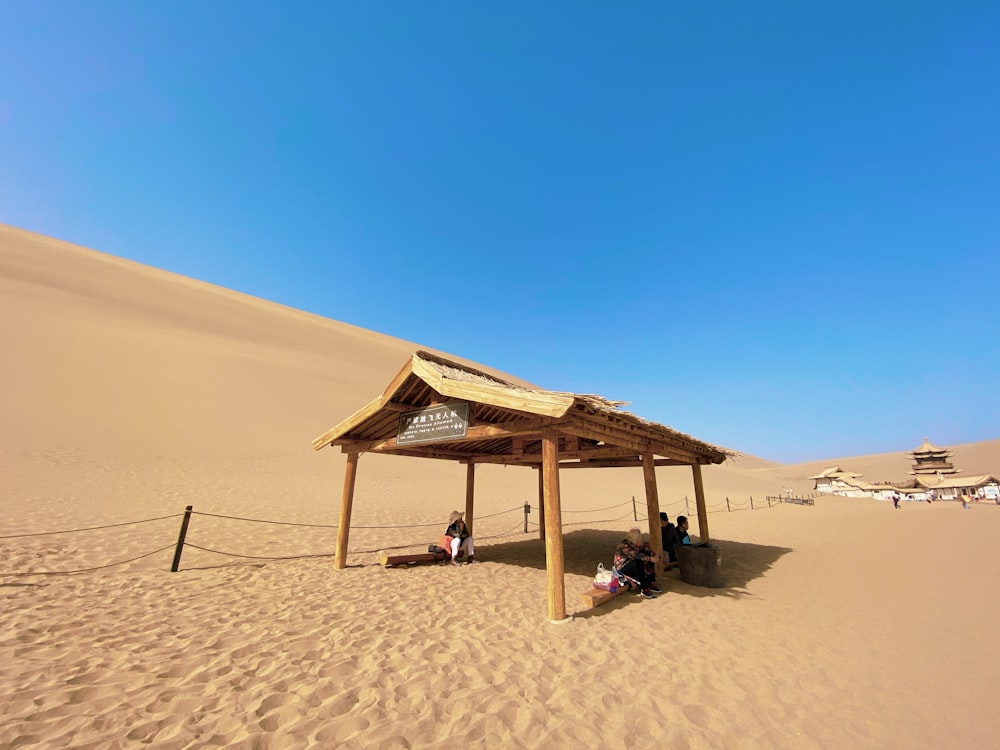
[
  {"left": 911, "top": 437, "right": 949, "bottom": 455},
  {"left": 312, "top": 350, "right": 733, "bottom": 464}
]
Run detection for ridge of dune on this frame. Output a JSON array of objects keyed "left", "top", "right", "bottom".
[{"left": 0, "top": 222, "right": 527, "bottom": 457}]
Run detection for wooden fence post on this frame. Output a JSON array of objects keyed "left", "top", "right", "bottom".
[
  {"left": 632, "top": 496, "right": 637, "bottom": 521},
  {"left": 171, "top": 505, "right": 193, "bottom": 572},
  {"left": 524, "top": 501, "right": 530, "bottom": 534}
]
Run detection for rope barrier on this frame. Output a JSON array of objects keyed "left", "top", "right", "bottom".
[
  {"left": 182, "top": 519, "right": 533, "bottom": 563},
  {"left": 528, "top": 510, "right": 638, "bottom": 528},
  {"left": 190, "top": 504, "right": 525, "bottom": 530},
  {"left": 660, "top": 497, "right": 688, "bottom": 507},
  {"left": 3, "top": 544, "right": 175, "bottom": 576},
  {"left": 191, "top": 511, "right": 337, "bottom": 528},
  {"left": 472, "top": 506, "right": 525, "bottom": 520},
  {"left": 558, "top": 499, "right": 634, "bottom": 513},
  {"left": 479, "top": 521, "right": 527, "bottom": 539},
  {"left": 184, "top": 543, "right": 332, "bottom": 561},
  {"left": 0, "top": 513, "right": 183, "bottom": 539},
  {"left": 3, "top": 495, "right": 782, "bottom": 576}
]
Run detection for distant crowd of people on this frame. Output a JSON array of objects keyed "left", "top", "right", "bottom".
[{"left": 887, "top": 490, "right": 996, "bottom": 509}]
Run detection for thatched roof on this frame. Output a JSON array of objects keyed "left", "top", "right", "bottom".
[{"left": 312, "top": 350, "right": 733, "bottom": 467}]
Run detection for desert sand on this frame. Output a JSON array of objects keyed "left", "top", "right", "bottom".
[{"left": 2, "top": 223, "right": 998, "bottom": 749}]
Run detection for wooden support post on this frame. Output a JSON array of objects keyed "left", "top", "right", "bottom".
[
  {"left": 465, "top": 463, "right": 476, "bottom": 535},
  {"left": 691, "top": 463, "right": 710, "bottom": 544},
  {"left": 537, "top": 466, "right": 546, "bottom": 541},
  {"left": 334, "top": 451, "right": 360, "bottom": 570},
  {"left": 542, "top": 428, "right": 566, "bottom": 622},
  {"left": 171, "top": 505, "right": 193, "bottom": 572},
  {"left": 641, "top": 453, "right": 664, "bottom": 576}
]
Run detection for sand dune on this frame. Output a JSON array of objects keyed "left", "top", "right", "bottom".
[{"left": 2, "top": 223, "right": 998, "bottom": 749}]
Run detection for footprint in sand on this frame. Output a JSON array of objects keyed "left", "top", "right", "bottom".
[{"left": 682, "top": 703, "right": 709, "bottom": 727}]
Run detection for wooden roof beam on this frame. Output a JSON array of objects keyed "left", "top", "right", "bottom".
[
  {"left": 342, "top": 444, "right": 472, "bottom": 461},
  {"left": 554, "top": 445, "right": 638, "bottom": 461},
  {"left": 312, "top": 396, "right": 382, "bottom": 450},
  {"left": 457, "top": 453, "right": 690, "bottom": 469},
  {"left": 333, "top": 416, "right": 552, "bottom": 454},
  {"left": 559, "top": 417, "right": 654, "bottom": 455},
  {"left": 462, "top": 454, "right": 543, "bottom": 466},
  {"left": 460, "top": 444, "right": 639, "bottom": 466},
  {"left": 561, "top": 458, "right": 691, "bottom": 469},
  {"left": 381, "top": 401, "right": 413, "bottom": 413},
  {"left": 380, "top": 356, "right": 418, "bottom": 403},
  {"left": 561, "top": 416, "right": 710, "bottom": 464}
]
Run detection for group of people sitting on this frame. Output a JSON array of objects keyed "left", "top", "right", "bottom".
[
  {"left": 659, "top": 511, "right": 690, "bottom": 566},
  {"left": 612, "top": 513, "right": 691, "bottom": 599},
  {"left": 436, "top": 509, "right": 692, "bottom": 583}
]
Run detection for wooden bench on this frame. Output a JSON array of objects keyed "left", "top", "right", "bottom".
[
  {"left": 380, "top": 549, "right": 466, "bottom": 568},
  {"left": 580, "top": 585, "right": 623, "bottom": 610}
]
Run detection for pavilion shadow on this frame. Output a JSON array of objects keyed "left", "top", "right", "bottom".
[{"left": 481, "top": 528, "right": 792, "bottom": 599}]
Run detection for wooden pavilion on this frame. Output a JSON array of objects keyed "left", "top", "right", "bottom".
[{"left": 312, "top": 351, "right": 733, "bottom": 622}]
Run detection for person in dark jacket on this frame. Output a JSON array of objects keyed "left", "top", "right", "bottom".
[
  {"left": 676, "top": 516, "right": 691, "bottom": 546},
  {"left": 659, "top": 512, "right": 680, "bottom": 568}
]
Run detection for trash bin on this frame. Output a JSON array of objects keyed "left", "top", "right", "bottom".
[{"left": 677, "top": 543, "right": 723, "bottom": 588}]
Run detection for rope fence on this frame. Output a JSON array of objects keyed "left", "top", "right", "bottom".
[{"left": 0, "top": 493, "right": 805, "bottom": 577}]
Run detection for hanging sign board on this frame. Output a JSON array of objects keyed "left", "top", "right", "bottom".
[{"left": 397, "top": 402, "right": 470, "bottom": 446}]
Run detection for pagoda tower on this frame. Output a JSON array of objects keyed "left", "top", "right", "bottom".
[{"left": 909, "top": 438, "right": 958, "bottom": 476}]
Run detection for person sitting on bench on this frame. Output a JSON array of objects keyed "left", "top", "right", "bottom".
[
  {"left": 659, "top": 512, "right": 680, "bottom": 569},
  {"left": 614, "top": 528, "right": 660, "bottom": 599},
  {"left": 676, "top": 516, "right": 691, "bottom": 546},
  {"left": 444, "top": 510, "right": 475, "bottom": 565}
]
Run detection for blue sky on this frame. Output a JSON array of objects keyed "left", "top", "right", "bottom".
[{"left": 2, "top": 2, "right": 998, "bottom": 463}]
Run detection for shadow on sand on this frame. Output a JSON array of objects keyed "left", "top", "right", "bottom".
[
  {"left": 173, "top": 530, "right": 792, "bottom": 617},
  {"left": 481, "top": 528, "right": 793, "bottom": 614}
]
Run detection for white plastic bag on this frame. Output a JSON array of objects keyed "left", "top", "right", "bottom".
[
  {"left": 593, "top": 563, "right": 619, "bottom": 592},
  {"left": 595, "top": 562, "right": 614, "bottom": 585}
]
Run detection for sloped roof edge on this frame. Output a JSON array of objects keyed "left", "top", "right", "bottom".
[
  {"left": 408, "top": 352, "right": 575, "bottom": 417},
  {"left": 311, "top": 395, "right": 383, "bottom": 451},
  {"left": 312, "top": 351, "right": 575, "bottom": 450},
  {"left": 312, "top": 350, "right": 733, "bottom": 461},
  {"left": 912, "top": 437, "right": 948, "bottom": 454}
]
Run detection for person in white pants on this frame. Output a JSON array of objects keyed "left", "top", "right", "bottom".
[{"left": 445, "top": 510, "right": 475, "bottom": 565}]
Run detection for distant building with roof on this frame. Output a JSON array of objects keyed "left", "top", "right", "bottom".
[
  {"left": 810, "top": 439, "right": 999, "bottom": 503},
  {"left": 909, "top": 437, "right": 958, "bottom": 476},
  {"left": 808, "top": 466, "right": 865, "bottom": 494}
]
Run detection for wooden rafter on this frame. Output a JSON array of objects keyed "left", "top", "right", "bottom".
[{"left": 333, "top": 417, "right": 550, "bottom": 453}]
